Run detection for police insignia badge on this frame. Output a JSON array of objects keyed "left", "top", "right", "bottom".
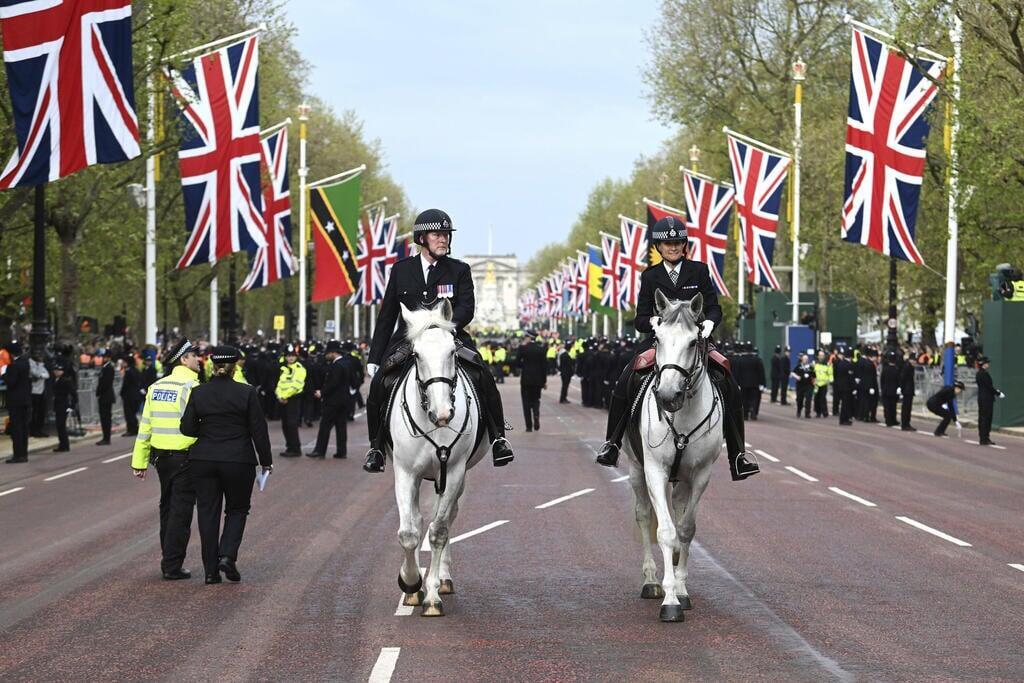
[{"left": 437, "top": 284, "right": 454, "bottom": 298}]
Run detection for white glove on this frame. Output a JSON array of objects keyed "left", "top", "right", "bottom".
[
  {"left": 699, "top": 320, "right": 714, "bottom": 338},
  {"left": 759, "top": 385, "right": 767, "bottom": 392},
  {"left": 896, "top": 388, "right": 902, "bottom": 397},
  {"left": 955, "top": 421, "right": 963, "bottom": 429},
  {"left": 367, "top": 363, "right": 379, "bottom": 379},
  {"left": 868, "top": 388, "right": 875, "bottom": 395},
  {"left": 999, "top": 391, "right": 1006, "bottom": 398}
]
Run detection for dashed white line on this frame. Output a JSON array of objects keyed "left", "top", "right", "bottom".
[
  {"left": 990, "top": 444, "right": 1007, "bottom": 450},
  {"left": 450, "top": 520, "right": 509, "bottom": 544},
  {"left": 784, "top": 466, "right": 818, "bottom": 482},
  {"left": 754, "top": 448, "right": 780, "bottom": 463},
  {"left": 368, "top": 646, "right": 401, "bottom": 682},
  {"left": 535, "top": 488, "right": 595, "bottom": 509},
  {"left": 103, "top": 453, "right": 132, "bottom": 463},
  {"left": 895, "top": 516, "right": 972, "bottom": 547},
  {"left": 0, "top": 486, "right": 25, "bottom": 497},
  {"left": 1010, "top": 563, "right": 1024, "bottom": 573},
  {"left": 828, "top": 486, "right": 877, "bottom": 507},
  {"left": 611, "top": 474, "right": 630, "bottom": 482},
  {"left": 44, "top": 467, "right": 88, "bottom": 482},
  {"left": 965, "top": 439, "right": 978, "bottom": 445}
]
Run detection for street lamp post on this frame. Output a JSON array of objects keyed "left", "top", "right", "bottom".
[{"left": 792, "top": 57, "right": 805, "bottom": 326}]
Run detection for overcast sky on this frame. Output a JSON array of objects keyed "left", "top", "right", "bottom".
[{"left": 288, "top": 0, "right": 672, "bottom": 262}]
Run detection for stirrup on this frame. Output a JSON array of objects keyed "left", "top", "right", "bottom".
[
  {"left": 363, "top": 448, "right": 385, "bottom": 473},
  {"left": 492, "top": 437, "right": 514, "bottom": 467},
  {"left": 595, "top": 442, "right": 619, "bottom": 467},
  {"left": 730, "top": 450, "right": 759, "bottom": 481}
]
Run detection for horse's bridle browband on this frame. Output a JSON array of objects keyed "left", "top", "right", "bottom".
[
  {"left": 653, "top": 328, "right": 709, "bottom": 401},
  {"left": 412, "top": 349, "right": 458, "bottom": 414}
]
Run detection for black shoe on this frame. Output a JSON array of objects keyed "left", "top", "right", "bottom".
[
  {"left": 305, "top": 451, "right": 325, "bottom": 459},
  {"left": 279, "top": 451, "right": 301, "bottom": 458},
  {"left": 218, "top": 557, "right": 241, "bottom": 582},
  {"left": 595, "top": 442, "right": 619, "bottom": 468},
  {"left": 980, "top": 439, "right": 996, "bottom": 446},
  {"left": 900, "top": 426, "right": 914, "bottom": 431},
  {"left": 122, "top": 432, "right": 137, "bottom": 437},
  {"left": 533, "top": 421, "right": 540, "bottom": 431},
  {"left": 205, "top": 574, "right": 222, "bottom": 584},
  {"left": 332, "top": 453, "right": 347, "bottom": 459},
  {"left": 363, "top": 449, "right": 385, "bottom": 473},
  {"left": 934, "top": 431, "right": 947, "bottom": 438},
  {"left": 95, "top": 439, "right": 111, "bottom": 446},
  {"left": 840, "top": 421, "right": 853, "bottom": 426},
  {"left": 162, "top": 568, "right": 192, "bottom": 580},
  {"left": 730, "top": 451, "right": 760, "bottom": 481},
  {"left": 5, "top": 457, "right": 28, "bottom": 464},
  {"left": 52, "top": 446, "right": 70, "bottom": 452},
  {"left": 492, "top": 438, "right": 514, "bottom": 467},
  {"left": 525, "top": 427, "right": 533, "bottom": 433},
  {"left": 559, "top": 399, "right": 569, "bottom": 404}
]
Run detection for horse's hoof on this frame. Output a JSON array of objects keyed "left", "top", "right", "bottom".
[
  {"left": 679, "top": 594, "right": 693, "bottom": 610},
  {"left": 421, "top": 601, "right": 444, "bottom": 617},
  {"left": 398, "top": 573, "right": 422, "bottom": 595},
  {"left": 439, "top": 579, "right": 454, "bottom": 595},
  {"left": 640, "top": 583, "right": 665, "bottom": 599},
  {"left": 659, "top": 604, "right": 686, "bottom": 622},
  {"left": 402, "top": 590, "right": 425, "bottom": 607}
]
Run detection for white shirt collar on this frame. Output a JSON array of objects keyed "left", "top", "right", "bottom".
[
  {"left": 663, "top": 260, "right": 680, "bottom": 275},
  {"left": 420, "top": 253, "right": 437, "bottom": 282}
]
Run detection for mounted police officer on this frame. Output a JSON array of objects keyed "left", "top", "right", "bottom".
[
  {"left": 594, "top": 216, "right": 760, "bottom": 481},
  {"left": 362, "top": 209, "right": 514, "bottom": 473}
]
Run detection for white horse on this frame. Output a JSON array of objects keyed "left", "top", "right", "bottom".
[
  {"left": 624, "top": 290, "right": 724, "bottom": 622},
  {"left": 390, "top": 300, "right": 485, "bottom": 616}
]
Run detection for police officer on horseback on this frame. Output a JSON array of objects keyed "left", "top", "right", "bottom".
[
  {"left": 363, "top": 209, "right": 514, "bottom": 473},
  {"left": 594, "top": 216, "right": 760, "bottom": 481}
]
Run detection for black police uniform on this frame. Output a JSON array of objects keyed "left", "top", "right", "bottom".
[
  {"left": 517, "top": 337, "right": 547, "bottom": 431},
  {"left": 121, "top": 360, "right": 143, "bottom": 436},
  {"left": 770, "top": 347, "right": 788, "bottom": 404},
  {"left": 899, "top": 361, "right": 916, "bottom": 430},
  {"left": 791, "top": 361, "right": 815, "bottom": 417},
  {"left": 926, "top": 384, "right": 960, "bottom": 436},
  {"left": 3, "top": 349, "right": 31, "bottom": 463},
  {"left": 595, "top": 216, "right": 758, "bottom": 481},
  {"left": 975, "top": 363, "right": 1000, "bottom": 444},
  {"left": 310, "top": 342, "right": 354, "bottom": 458},
  {"left": 833, "top": 355, "right": 855, "bottom": 424},
  {"left": 96, "top": 358, "right": 115, "bottom": 443},
  {"left": 557, "top": 347, "right": 574, "bottom": 403},
  {"left": 52, "top": 364, "right": 74, "bottom": 451},
  {"left": 880, "top": 356, "right": 901, "bottom": 427}
]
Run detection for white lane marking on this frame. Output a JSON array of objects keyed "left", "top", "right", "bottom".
[
  {"left": 895, "top": 516, "right": 972, "bottom": 547},
  {"left": 744, "top": 441, "right": 752, "bottom": 448},
  {"left": 784, "top": 466, "right": 818, "bottom": 482},
  {"left": 535, "top": 488, "right": 595, "bottom": 509},
  {"left": 965, "top": 439, "right": 978, "bottom": 445},
  {"left": 354, "top": 410, "right": 365, "bottom": 419},
  {"left": 990, "top": 444, "right": 1007, "bottom": 450},
  {"left": 828, "top": 486, "right": 877, "bottom": 507},
  {"left": 1010, "top": 563, "right": 1024, "bottom": 573},
  {"left": 611, "top": 474, "right": 630, "bottom": 482},
  {"left": 754, "top": 448, "right": 780, "bottom": 463},
  {"left": 450, "top": 520, "right": 509, "bottom": 544},
  {"left": 44, "top": 467, "right": 88, "bottom": 481},
  {"left": 0, "top": 486, "right": 25, "bottom": 497},
  {"left": 103, "top": 452, "right": 132, "bottom": 463},
  {"left": 368, "top": 646, "right": 401, "bottom": 682},
  {"left": 395, "top": 567, "right": 426, "bottom": 616}
]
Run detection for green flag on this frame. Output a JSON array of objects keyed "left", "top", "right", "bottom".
[{"left": 310, "top": 173, "right": 362, "bottom": 303}]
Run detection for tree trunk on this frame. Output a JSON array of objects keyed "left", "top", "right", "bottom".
[{"left": 58, "top": 237, "right": 79, "bottom": 342}]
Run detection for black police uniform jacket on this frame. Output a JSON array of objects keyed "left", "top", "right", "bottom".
[
  {"left": 369, "top": 254, "right": 475, "bottom": 366},
  {"left": 321, "top": 356, "right": 355, "bottom": 409},
  {"left": 976, "top": 368, "right": 999, "bottom": 406},
  {"left": 180, "top": 376, "right": 273, "bottom": 466},
  {"left": 633, "top": 260, "right": 723, "bottom": 337},
  {"left": 517, "top": 342, "right": 548, "bottom": 387}
]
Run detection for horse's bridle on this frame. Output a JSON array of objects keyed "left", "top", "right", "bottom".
[
  {"left": 412, "top": 349, "right": 458, "bottom": 415},
  {"left": 653, "top": 329, "right": 709, "bottom": 403}
]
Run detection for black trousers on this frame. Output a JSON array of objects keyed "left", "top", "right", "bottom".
[
  {"left": 978, "top": 401, "right": 994, "bottom": 442},
  {"left": 770, "top": 378, "right": 780, "bottom": 403},
  {"left": 7, "top": 405, "right": 30, "bottom": 460},
  {"left": 796, "top": 385, "right": 813, "bottom": 417},
  {"left": 559, "top": 375, "right": 571, "bottom": 402},
  {"left": 779, "top": 380, "right": 788, "bottom": 405},
  {"left": 280, "top": 398, "right": 302, "bottom": 453},
  {"left": 927, "top": 399, "right": 954, "bottom": 435},
  {"left": 122, "top": 397, "right": 139, "bottom": 435},
  {"left": 836, "top": 389, "right": 853, "bottom": 423},
  {"left": 741, "top": 387, "right": 759, "bottom": 418},
  {"left": 314, "top": 403, "right": 348, "bottom": 456},
  {"left": 54, "top": 400, "right": 70, "bottom": 448},
  {"left": 814, "top": 386, "right": 829, "bottom": 417},
  {"left": 30, "top": 394, "right": 47, "bottom": 436},
  {"left": 190, "top": 459, "right": 255, "bottom": 577},
  {"left": 98, "top": 400, "right": 113, "bottom": 440},
  {"left": 882, "top": 395, "right": 898, "bottom": 426},
  {"left": 900, "top": 394, "right": 914, "bottom": 428},
  {"left": 153, "top": 452, "right": 196, "bottom": 573},
  {"left": 521, "top": 383, "right": 542, "bottom": 430}
]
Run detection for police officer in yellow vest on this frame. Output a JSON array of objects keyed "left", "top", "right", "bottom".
[
  {"left": 813, "top": 351, "right": 833, "bottom": 417},
  {"left": 493, "top": 345, "right": 507, "bottom": 383},
  {"left": 277, "top": 344, "right": 307, "bottom": 457},
  {"left": 131, "top": 338, "right": 201, "bottom": 580}
]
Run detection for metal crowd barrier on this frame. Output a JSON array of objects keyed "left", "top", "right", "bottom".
[
  {"left": 74, "top": 368, "right": 126, "bottom": 425},
  {"left": 914, "top": 366, "right": 978, "bottom": 422}
]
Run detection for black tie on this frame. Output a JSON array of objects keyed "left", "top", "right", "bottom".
[
  {"left": 669, "top": 268, "right": 678, "bottom": 286},
  {"left": 427, "top": 264, "right": 434, "bottom": 282}
]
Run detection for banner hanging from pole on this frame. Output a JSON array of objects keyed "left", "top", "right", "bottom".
[{"left": 309, "top": 167, "right": 364, "bottom": 303}]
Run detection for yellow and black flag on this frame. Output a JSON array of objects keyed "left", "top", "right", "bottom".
[{"left": 309, "top": 171, "right": 362, "bottom": 302}]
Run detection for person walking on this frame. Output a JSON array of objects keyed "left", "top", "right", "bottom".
[
  {"left": 276, "top": 345, "right": 306, "bottom": 457},
  {"left": 926, "top": 381, "right": 965, "bottom": 437},
  {"left": 95, "top": 351, "right": 115, "bottom": 445},
  {"left": 791, "top": 354, "right": 815, "bottom": 418},
  {"left": 180, "top": 346, "right": 273, "bottom": 584},
  {"left": 899, "top": 354, "right": 917, "bottom": 431},
  {"left": 3, "top": 342, "right": 31, "bottom": 463},
  {"left": 131, "top": 339, "right": 201, "bottom": 580},
  {"left": 28, "top": 353, "right": 50, "bottom": 437},
  {"left": 880, "top": 351, "right": 901, "bottom": 427},
  {"left": 308, "top": 340, "right": 354, "bottom": 459},
  {"left": 557, "top": 343, "right": 574, "bottom": 404},
  {"left": 832, "top": 348, "right": 855, "bottom": 426},
  {"left": 51, "top": 361, "right": 74, "bottom": 452},
  {"left": 120, "top": 353, "right": 143, "bottom": 437},
  {"left": 813, "top": 351, "right": 832, "bottom": 418},
  {"left": 975, "top": 356, "right": 1004, "bottom": 445},
  {"left": 517, "top": 331, "right": 548, "bottom": 432}
]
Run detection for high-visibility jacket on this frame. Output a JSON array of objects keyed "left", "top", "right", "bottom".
[
  {"left": 480, "top": 347, "right": 493, "bottom": 363},
  {"left": 1010, "top": 280, "right": 1024, "bottom": 301},
  {"left": 131, "top": 365, "right": 200, "bottom": 469},
  {"left": 494, "top": 347, "right": 507, "bottom": 363},
  {"left": 546, "top": 345, "right": 557, "bottom": 360},
  {"left": 276, "top": 362, "right": 307, "bottom": 401},
  {"left": 233, "top": 365, "right": 247, "bottom": 384},
  {"left": 814, "top": 362, "right": 833, "bottom": 387}
]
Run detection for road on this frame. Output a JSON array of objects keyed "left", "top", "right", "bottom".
[{"left": 1, "top": 378, "right": 1022, "bottom": 682}]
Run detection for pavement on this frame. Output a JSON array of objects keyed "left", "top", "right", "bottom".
[{"left": 0, "top": 380, "right": 1022, "bottom": 682}]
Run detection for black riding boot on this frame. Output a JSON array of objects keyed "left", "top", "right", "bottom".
[
  {"left": 596, "top": 367, "right": 632, "bottom": 467},
  {"left": 363, "top": 371, "right": 387, "bottom": 473},
  {"left": 472, "top": 364, "right": 513, "bottom": 467},
  {"left": 713, "top": 370, "right": 760, "bottom": 481}
]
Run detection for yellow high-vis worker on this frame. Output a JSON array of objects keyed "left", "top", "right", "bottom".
[
  {"left": 277, "top": 345, "right": 308, "bottom": 456},
  {"left": 814, "top": 361, "right": 833, "bottom": 387},
  {"left": 132, "top": 361, "right": 200, "bottom": 469}
]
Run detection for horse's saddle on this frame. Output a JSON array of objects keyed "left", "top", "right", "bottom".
[{"left": 632, "top": 348, "right": 657, "bottom": 372}]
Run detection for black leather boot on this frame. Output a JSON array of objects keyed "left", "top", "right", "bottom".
[
  {"left": 472, "top": 363, "right": 514, "bottom": 467},
  {"left": 713, "top": 370, "right": 760, "bottom": 481},
  {"left": 596, "top": 389, "right": 628, "bottom": 467}
]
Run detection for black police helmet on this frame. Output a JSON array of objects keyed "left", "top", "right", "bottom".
[
  {"left": 649, "top": 216, "right": 687, "bottom": 244},
  {"left": 413, "top": 208, "right": 455, "bottom": 247}
]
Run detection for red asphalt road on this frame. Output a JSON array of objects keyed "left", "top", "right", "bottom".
[{"left": 1, "top": 380, "right": 1022, "bottom": 682}]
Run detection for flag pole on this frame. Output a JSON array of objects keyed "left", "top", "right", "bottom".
[
  {"left": 144, "top": 50, "right": 158, "bottom": 346},
  {"left": 210, "top": 274, "right": 219, "bottom": 345},
  {"left": 297, "top": 102, "right": 310, "bottom": 342},
  {"left": 678, "top": 166, "right": 734, "bottom": 188},
  {"left": 792, "top": 57, "right": 806, "bottom": 325},
  {"left": 334, "top": 297, "right": 341, "bottom": 340},
  {"left": 354, "top": 304, "right": 361, "bottom": 341},
  {"left": 166, "top": 24, "right": 266, "bottom": 62},
  {"left": 943, "top": 13, "right": 962, "bottom": 383},
  {"left": 259, "top": 117, "right": 292, "bottom": 139}
]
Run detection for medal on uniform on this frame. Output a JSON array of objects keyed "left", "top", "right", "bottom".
[{"left": 437, "top": 284, "right": 454, "bottom": 298}]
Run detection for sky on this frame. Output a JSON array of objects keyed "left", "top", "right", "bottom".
[{"left": 287, "top": 0, "right": 673, "bottom": 263}]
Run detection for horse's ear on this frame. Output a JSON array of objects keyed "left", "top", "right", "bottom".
[
  {"left": 655, "top": 289, "right": 670, "bottom": 316},
  {"left": 438, "top": 298, "right": 453, "bottom": 321},
  {"left": 399, "top": 303, "right": 413, "bottom": 324},
  {"left": 689, "top": 293, "right": 704, "bottom": 320}
]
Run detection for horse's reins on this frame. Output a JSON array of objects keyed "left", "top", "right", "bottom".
[{"left": 401, "top": 359, "right": 472, "bottom": 495}]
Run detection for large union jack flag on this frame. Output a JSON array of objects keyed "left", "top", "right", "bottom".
[
  {"left": 727, "top": 132, "right": 791, "bottom": 290},
  {"left": 169, "top": 35, "right": 266, "bottom": 268},
  {"left": 682, "top": 170, "right": 734, "bottom": 298},
  {"left": 617, "top": 217, "right": 647, "bottom": 310},
  {"left": 842, "top": 28, "right": 944, "bottom": 265},
  {"left": 0, "top": 0, "right": 140, "bottom": 188},
  {"left": 600, "top": 232, "right": 622, "bottom": 311},
  {"left": 351, "top": 207, "right": 396, "bottom": 305},
  {"left": 240, "top": 125, "right": 294, "bottom": 291}
]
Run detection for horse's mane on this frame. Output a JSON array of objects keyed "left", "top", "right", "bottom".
[{"left": 404, "top": 307, "right": 456, "bottom": 342}]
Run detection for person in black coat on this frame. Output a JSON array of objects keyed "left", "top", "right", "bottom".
[
  {"left": 339, "top": 342, "right": 364, "bottom": 420},
  {"left": 557, "top": 344, "right": 574, "bottom": 404},
  {"left": 879, "top": 351, "right": 901, "bottom": 427},
  {"left": 975, "top": 356, "right": 1004, "bottom": 445},
  {"left": 855, "top": 352, "right": 879, "bottom": 422},
  {"left": 791, "top": 354, "right": 815, "bottom": 418},
  {"left": 832, "top": 349, "right": 855, "bottom": 425},
  {"left": 926, "top": 381, "right": 964, "bottom": 437},
  {"left": 95, "top": 352, "right": 116, "bottom": 444},
  {"left": 363, "top": 209, "right": 512, "bottom": 473},
  {"left": 51, "top": 361, "right": 75, "bottom": 452},
  {"left": 517, "top": 332, "right": 548, "bottom": 432},
  {"left": 120, "top": 355, "right": 143, "bottom": 436},
  {"left": 899, "top": 354, "right": 917, "bottom": 431},
  {"left": 308, "top": 340, "right": 353, "bottom": 458},
  {"left": 180, "top": 346, "right": 272, "bottom": 584},
  {"left": 770, "top": 346, "right": 789, "bottom": 404},
  {"left": 3, "top": 342, "right": 32, "bottom": 463},
  {"left": 140, "top": 351, "right": 159, "bottom": 392}
]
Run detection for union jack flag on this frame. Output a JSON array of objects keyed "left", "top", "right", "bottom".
[
  {"left": 535, "top": 279, "right": 551, "bottom": 318},
  {"left": 169, "top": 35, "right": 266, "bottom": 268},
  {"left": 240, "top": 126, "right": 294, "bottom": 291},
  {"left": 618, "top": 217, "right": 647, "bottom": 310},
  {"left": 350, "top": 206, "right": 392, "bottom": 305},
  {"left": 727, "top": 132, "right": 791, "bottom": 290},
  {"left": 682, "top": 170, "right": 734, "bottom": 297},
  {"left": 0, "top": 0, "right": 140, "bottom": 188},
  {"left": 600, "top": 232, "right": 622, "bottom": 311},
  {"left": 842, "top": 28, "right": 944, "bottom": 265},
  {"left": 574, "top": 251, "right": 590, "bottom": 314},
  {"left": 562, "top": 261, "right": 575, "bottom": 315}
]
